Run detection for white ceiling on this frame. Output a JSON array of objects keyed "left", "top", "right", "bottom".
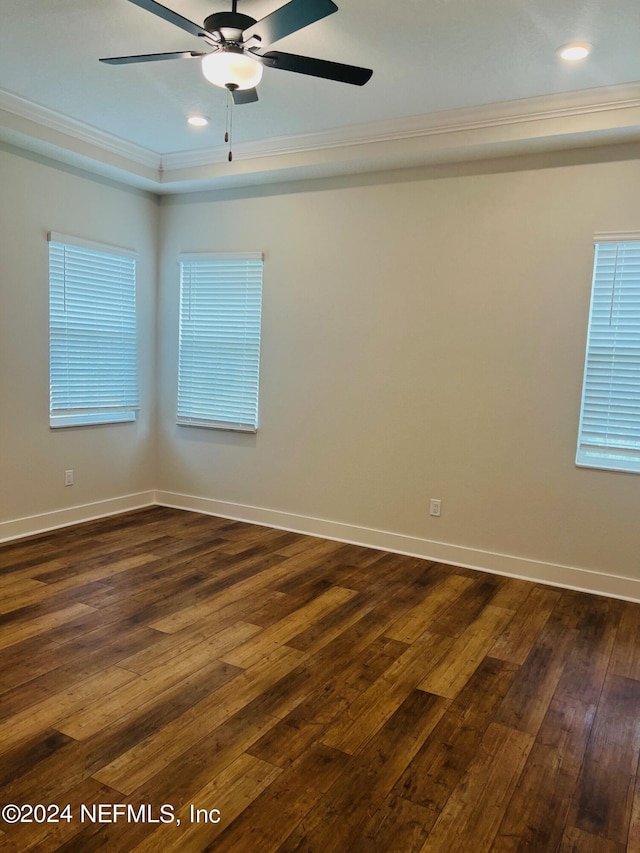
[{"left": 2, "top": 0, "right": 640, "bottom": 191}]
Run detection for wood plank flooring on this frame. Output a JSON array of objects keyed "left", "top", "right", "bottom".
[{"left": 0, "top": 506, "right": 639, "bottom": 851}]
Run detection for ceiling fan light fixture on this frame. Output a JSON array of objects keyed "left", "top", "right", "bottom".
[{"left": 201, "top": 49, "right": 263, "bottom": 90}]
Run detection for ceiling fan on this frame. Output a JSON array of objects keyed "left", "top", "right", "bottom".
[{"left": 100, "top": 0, "right": 373, "bottom": 105}]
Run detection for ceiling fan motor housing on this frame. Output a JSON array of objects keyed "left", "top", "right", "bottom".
[{"left": 203, "top": 12, "right": 257, "bottom": 43}]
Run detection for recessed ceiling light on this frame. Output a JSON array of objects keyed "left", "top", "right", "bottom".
[
  {"left": 559, "top": 43, "right": 591, "bottom": 61},
  {"left": 187, "top": 115, "right": 209, "bottom": 127}
]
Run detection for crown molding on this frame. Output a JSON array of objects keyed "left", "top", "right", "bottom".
[
  {"left": 3, "top": 81, "right": 640, "bottom": 193},
  {"left": 161, "top": 81, "right": 640, "bottom": 170},
  {"left": 0, "top": 88, "right": 159, "bottom": 169}
]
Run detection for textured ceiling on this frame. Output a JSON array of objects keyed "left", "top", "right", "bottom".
[
  {"left": 0, "top": 0, "right": 640, "bottom": 153},
  {"left": 3, "top": 0, "right": 640, "bottom": 158}
]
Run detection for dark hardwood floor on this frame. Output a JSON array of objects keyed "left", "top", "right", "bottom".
[{"left": 0, "top": 506, "right": 639, "bottom": 852}]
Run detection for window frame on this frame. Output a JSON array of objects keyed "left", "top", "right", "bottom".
[
  {"left": 176, "top": 251, "right": 263, "bottom": 433},
  {"left": 576, "top": 232, "right": 640, "bottom": 474},
  {"left": 48, "top": 231, "right": 139, "bottom": 429}
]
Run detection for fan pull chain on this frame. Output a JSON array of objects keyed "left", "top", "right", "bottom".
[{"left": 225, "top": 88, "right": 234, "bottom": 162}]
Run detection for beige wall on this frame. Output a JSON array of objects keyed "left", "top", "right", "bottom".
[
  {"left": 0, "top": 145, "right": 157, "bottom": 524},
  {"left": 158, "top": 155, "right": 640, "bottom": 581},
  {"left": 2, "top": 140, "right": 639, "bottom": 587}
]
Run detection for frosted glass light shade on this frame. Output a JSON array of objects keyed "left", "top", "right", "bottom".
[{"left": 201, "top": 50, "right": 263, "bottom": 90}]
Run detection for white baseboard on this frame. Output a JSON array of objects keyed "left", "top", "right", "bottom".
[
  {"left": 2, "top": 489, "right": 638, "bottom": 603},
  {"left": 0, "top": 491, "right": 157, "bottom": 543},
  {"left": 156, "top": 490, "right": 640, "bottom": 603}
]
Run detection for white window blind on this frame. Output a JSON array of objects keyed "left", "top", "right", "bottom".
[
  {"left": 48, "top": 232, "right": 139, "bottom": 428},
  {"left": 177, "top": 252, "right": 263, "bottom": 432},
  {"left": 576, "top": 237, "right": 640, "bottom": 473}
]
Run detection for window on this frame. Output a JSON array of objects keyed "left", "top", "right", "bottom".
[
  {"left": 48, "top": 232, "right": 139, "bottom": 428},
  {"left": 177, "top": 252, "right": 263, "bottom": 432},
  {"left": 576, "top": 235, "right": 640, "bottom": 473}
]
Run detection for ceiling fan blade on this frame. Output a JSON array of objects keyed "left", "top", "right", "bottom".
[
  {"left": 126, "top": 0, "right": 207, "bottom": 39},
  {"left": 260, "top": 51, "right": 373, "bottom": 85},
  {"left": 232, "top": 87, "right": 259, "bottom": 105},
  {"left": 242, "top": 0, "right": 338, "bottom": 47},
  {"left": 100, "top": 50, "right": 206, "bottom": 65}
]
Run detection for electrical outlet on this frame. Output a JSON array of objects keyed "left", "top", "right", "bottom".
[
  {"left": 429, "top": 498, "right": 441, "bottom": 517},
  {"left": 64, "top": 469, "right": 74, "bottom": 486}
]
